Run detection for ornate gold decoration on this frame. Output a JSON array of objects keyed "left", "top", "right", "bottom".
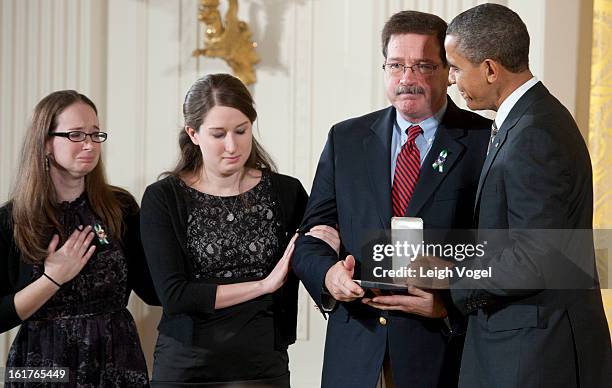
[
  {"left": 589, "top": 0, "right": 612, "bottom": 335},
  {"left": 193, "top": 0, "right": 260, "bottom": 85}
]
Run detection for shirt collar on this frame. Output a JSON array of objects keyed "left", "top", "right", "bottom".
[
  {"left": 494, "top": 76, "right": 538, "bottom": 129},
  {"left": 395, "top": 100, "right": 447, "bottom": 140}
]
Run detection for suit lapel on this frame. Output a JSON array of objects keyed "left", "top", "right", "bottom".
[
  {"left": 364, "top": 107, "right": 394, "bottom": 229},
  {"left": 406, "top": 126, "right": 464, "bottom": 216},
  {"left": 406, "top": 99, "right": 466, "bottom": 216},
  {"left": 473, "top": 122, "right": 509, "bottom": 212},
  {"left": 474, "top": 82, "right": 549, "bottom": 213}
]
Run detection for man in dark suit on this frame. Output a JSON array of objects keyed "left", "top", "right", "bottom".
[
  {"left": 445, "top": 4, "right": 612, "bottom": 388},
  {"left": 292, "top": 11, "right": 490, "bottom": 387}
]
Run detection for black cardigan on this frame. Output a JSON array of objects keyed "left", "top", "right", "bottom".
[
  {"left": 0, "top": 191, "right": 160, "bottom": 334},
  {"left": 140, "top": 171, "right": 308, "bottom": 350}
]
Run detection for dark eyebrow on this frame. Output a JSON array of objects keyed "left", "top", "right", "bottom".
[
  {"left": 65, "top": 125, "right": 100, "bottom": 132},
  {"left": 234, "top": 121, "right": 250, "bottom": 129},
  {"left": 207, "top": 121, "right": 250, "bottom": 131},
  {"left": 386, "top": 57, "right": 435, "bottom": 64},
  {"left": 385, "top": 57, "right": 402, "bottom": 62}
]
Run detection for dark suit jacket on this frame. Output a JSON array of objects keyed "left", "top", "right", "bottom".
[
  {"left": 452, "top": 82, "right": 612, "bottom": 388},
  {"left": 293, "top": 97, "right": 490, "bottom": 387}
]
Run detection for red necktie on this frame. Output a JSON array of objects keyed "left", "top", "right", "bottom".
[{"left": 392, "top": 125, "right": 423, "bottom": 217}]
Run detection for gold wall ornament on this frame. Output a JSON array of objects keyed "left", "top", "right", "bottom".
[
  {"left": 589, "top": 0, "right": 612, "bottom": 336},
  {"left": 193, "top": 0, "right": 260, "bottom": 85}
]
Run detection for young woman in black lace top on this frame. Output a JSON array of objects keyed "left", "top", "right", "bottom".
[
  {"left": 0, "top": 90, "right": 159, "bottom": 387},
  {"left": 141, "top": 74, "right": 338, "bottom": 387}
]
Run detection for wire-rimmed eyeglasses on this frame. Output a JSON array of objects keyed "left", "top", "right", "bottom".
[{"left": 382, "top": 62, "right": 440, "bottom": 76}]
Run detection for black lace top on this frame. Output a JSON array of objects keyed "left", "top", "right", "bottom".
[
  {"left": 140, "top": 170, "right": 308, "bottom": 353},
  {"left": 180, "top": 171, "right": 281, "bottom": 281},
  {"left": 142, "top": 171, "right": 290, "bottom": 382}
]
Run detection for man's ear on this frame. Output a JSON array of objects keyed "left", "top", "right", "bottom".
[
  {"left": 185, "top": 126, "right": 199, "bottom": 145},
  {"left": 483, "top": 59, "right": 499, "bottom": 83}
]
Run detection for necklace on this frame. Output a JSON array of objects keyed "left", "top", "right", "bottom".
[{"left": 217, "top": 195, "right": 240, "bottom": 222}]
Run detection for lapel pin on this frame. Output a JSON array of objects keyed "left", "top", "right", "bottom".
[
  {"left": 432, "top": 149, "right": 448, "bottom": 173},
  {"left": 93, "top": 223, "right": 109, "bottom": 245}
]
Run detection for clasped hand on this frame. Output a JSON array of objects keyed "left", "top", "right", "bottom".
[{"left": 324, "top": 252, "right": 449, "bottom": 318}]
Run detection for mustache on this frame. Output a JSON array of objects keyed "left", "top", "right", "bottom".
[{"left": 395, "top": 85, "right": 425, "bottom": 95}]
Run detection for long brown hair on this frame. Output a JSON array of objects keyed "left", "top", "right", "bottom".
[
  {"left": 167, "top": 73, "right": 276, "bottom": 178},
  {"left": 10, "top": 90, "right": 128, "bottom": 264}
]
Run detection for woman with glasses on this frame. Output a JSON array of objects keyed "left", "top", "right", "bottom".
[
  {"left": 140, "top": 74, "right": 339, "bottom": 387},
  {"left": 0, "top": 90, "right": 159, "bottom": 387}
]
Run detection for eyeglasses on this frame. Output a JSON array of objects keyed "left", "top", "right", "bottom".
[
  {"left": 49, "top": 131, "right": 108, "bottom": 143},
  {"left": 382, "top": 62, "right": 440, "bottom": 76}
]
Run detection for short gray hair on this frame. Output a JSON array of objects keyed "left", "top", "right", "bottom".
[{"left": 447, "top": 3, "right": 529, "bottom": 73}]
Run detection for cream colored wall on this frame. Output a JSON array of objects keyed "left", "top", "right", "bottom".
[{"left": 0, "top": 1, "right": 594, "bottom": 386}]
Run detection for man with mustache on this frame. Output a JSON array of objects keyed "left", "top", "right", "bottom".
[{"left": 293, "top": 10, "right": 491, "bottom": 388}]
